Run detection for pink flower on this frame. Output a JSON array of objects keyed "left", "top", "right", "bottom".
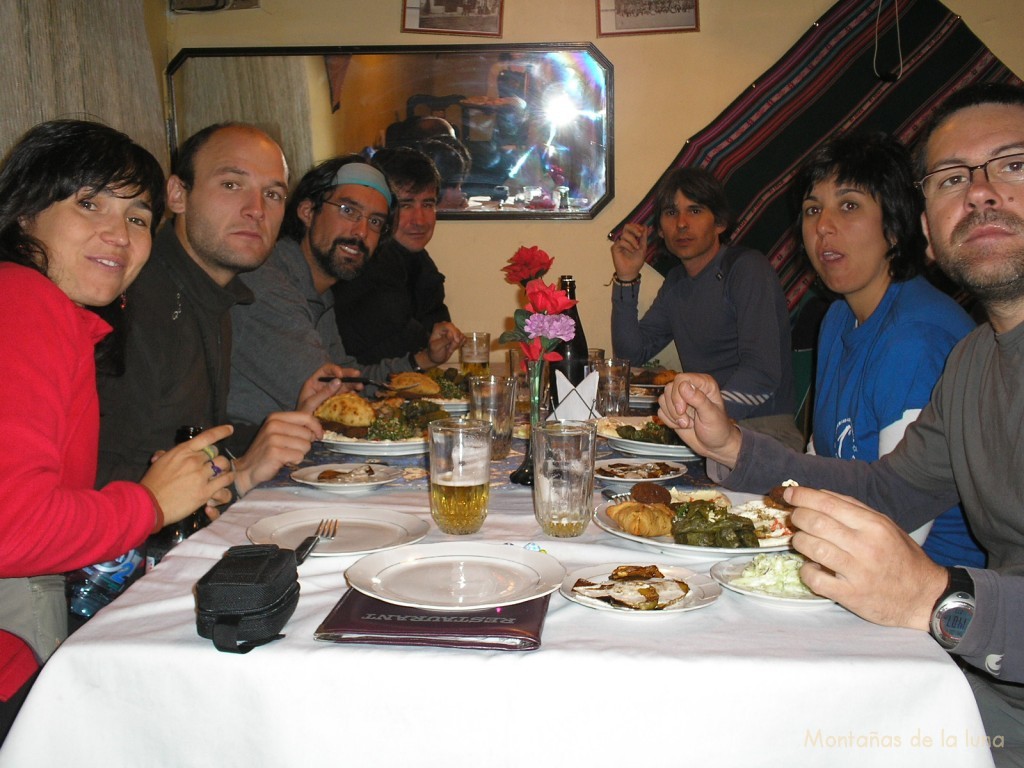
[{"left": 524, "top": 312, "right": 576, "bottom": 343}]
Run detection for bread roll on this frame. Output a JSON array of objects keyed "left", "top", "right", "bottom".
[
  {"left": 389, "top": 371, "right": 441, "bottom": 396},
  {"left": 314, "top": 393, "right": 375, "bottom": 428}
]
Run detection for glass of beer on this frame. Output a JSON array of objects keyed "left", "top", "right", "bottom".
[
  {"left": 460, "top": 332, "right": 490, "bottom": 376},
  {"left": 532, "top": 420, "right": 597, "bottom": 537},
  {"left": 468, "top": 375, "right": 517, "bottom": 460},
  {"left": 428, "top": 418, "right": 492, "bottom": 534}
]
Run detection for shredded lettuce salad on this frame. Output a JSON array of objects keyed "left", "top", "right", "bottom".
[{"left": 730, "top": 553, "right": 815, "bottom": 598}]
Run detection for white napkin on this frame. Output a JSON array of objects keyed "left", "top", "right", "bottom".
[{"left": 549, "top": 371, "right": 600, "bottom": 420}]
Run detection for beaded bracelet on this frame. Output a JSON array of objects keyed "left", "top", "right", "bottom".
[{"left": 612, "top": 273, "right": 641, "bottom": 286}]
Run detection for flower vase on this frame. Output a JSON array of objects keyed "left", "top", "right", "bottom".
[{"left": 509, "top": 359, "right": 545, "bottom": 486}]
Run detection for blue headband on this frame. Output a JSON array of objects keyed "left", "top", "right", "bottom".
[{"left": 331, "top": 163, "right": 392, "bottom": 206}]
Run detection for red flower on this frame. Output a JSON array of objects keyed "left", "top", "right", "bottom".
[
  {"left": 519, "top": 338, "right": 563, "bottom": 363},
  {"left": 502, "top": 246, "right": 554, "bottom": 286},
  {"left": 524, "top": 279, "right": 576, "bottom": 315}
]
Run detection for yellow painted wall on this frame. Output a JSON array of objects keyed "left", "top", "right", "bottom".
[{"left": 153, "top": 0, "right": 1023, "bottom": 367}]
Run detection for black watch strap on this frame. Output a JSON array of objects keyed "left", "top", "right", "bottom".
[{"left": 408, "top": 351, "right": 425, "bottom": 373}]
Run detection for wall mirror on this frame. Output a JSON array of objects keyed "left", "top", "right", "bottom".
[{"left": 167, "top": 43, "right": 613, "bottom": 220}]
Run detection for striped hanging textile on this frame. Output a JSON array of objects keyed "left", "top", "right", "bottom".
[{"left": 609, "top": 0, "right": 1022, "bottom": 313}]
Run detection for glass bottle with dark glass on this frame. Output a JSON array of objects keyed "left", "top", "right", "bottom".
[
  {"left": 144, "top": 425, "right": 210, "bottom": 571},
  {"left": 549, "top": 275, "right": 589, "bottom": 407}
]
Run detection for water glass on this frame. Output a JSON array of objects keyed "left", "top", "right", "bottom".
[
  {"left": 468, "top": 375, "right": 517, "bottom": 460},
  {"left": 532, "top": 420, "right": 597, "bottom": 537},
  {"left": 591, "top": 358, "right": 631, "bottom": 416},
  {"left": 428, "top": 419, "right": 492, "bottom": 534},
  {"left": 460, "top": 332, "right": 491, "bottom": 376}
]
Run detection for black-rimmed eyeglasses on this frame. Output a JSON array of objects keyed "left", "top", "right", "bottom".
[
  {"left": 321, "top": 200, "right": 387, "bottom": 233},
  {"left": 916, "top": 153, "right": 1024, "bottom": 199}
]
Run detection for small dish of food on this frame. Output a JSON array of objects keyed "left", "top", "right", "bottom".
[{"left": 560, "top": 563, "right": 721, "bottom": 616}]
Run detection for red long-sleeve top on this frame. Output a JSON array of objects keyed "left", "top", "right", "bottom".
[{"left": 0, "top": 264, "right": 159, "bottom": 699}]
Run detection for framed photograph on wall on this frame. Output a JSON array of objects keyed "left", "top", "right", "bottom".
[
  {"left": 596, "top": 0, "right": 699, "bottom": 37},
  {"left": 403, "top": 1, "right": 504, "bottom": 38}
]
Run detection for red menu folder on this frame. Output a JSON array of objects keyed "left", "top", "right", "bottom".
[{"left": 314, "top": 589, "right": 551, "bottom": 651}]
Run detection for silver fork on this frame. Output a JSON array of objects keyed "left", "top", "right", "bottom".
[{"left": 294, "top": 518, "right": 339, "bottom": 564}]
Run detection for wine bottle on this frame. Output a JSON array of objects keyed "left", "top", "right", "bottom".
[{"left": 549, "top": 275, "right": 589, "bottom": 407}]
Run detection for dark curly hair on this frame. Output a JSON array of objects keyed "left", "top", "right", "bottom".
[
  {"left": 279, "top": 155, "right": 393, "bottom": 242},
  {"left": 793, "top": 131, "right": 925, "bottom": 283},
  {"left": 0, "top": 119, "right": 165, "bottom": 276}
]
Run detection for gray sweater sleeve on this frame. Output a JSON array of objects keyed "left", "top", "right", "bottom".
[{"left": 610, "top": 279, "right": 674, "bottom": 365}]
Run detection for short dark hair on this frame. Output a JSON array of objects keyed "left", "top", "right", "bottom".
[
  {"left": 913, "top": 82, "right": 1024, "bottom": 177},
  {"left": 372, "top": 146, "right": 441, "bottom": 197},
  {"left": 279, "top": 154, "right": 390, "bottom": 241},
  {"left": 417, "top": 137, "right": 471, "bottom": 193},
  {"left": 0, "top": 119, "right": 165, "bottom": 275},
  {"left": 653, "top": 166, "right": 734, "bottom": 239},
  {"left": 793, "top": 131, "right": 925, "bottom": 282}
]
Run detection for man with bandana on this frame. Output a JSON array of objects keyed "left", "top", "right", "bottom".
[{"left": 228, "top": 156, "right": 464, "bottom": 441}]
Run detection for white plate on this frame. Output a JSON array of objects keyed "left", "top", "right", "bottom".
[
  {"left": 424, "top": 398, "right": 469, "bottom": 414},
  {"left": 560, "top": 563, "right": 720, "bottom": 616},
  {"left": 710, "top": 556, "right": 834, "bottom": 609},
  {"left": 629, "top": 393, "right": 659, "bottom": 407},
  {"left": 320, "top": 435, "right": 428, "bottom": 456},
  {"left": 345, "top": 542, "right": 565, "bottom": 611},
  {"left": 596, "top": 417, "right": 699, "bottom": 461},
  {"left": 594, "top": 458, "right": 687, "bottom": 486},
  {"left": 247, "top": 507, "right": 429, "bottom": 556},
  {"left": 592, "top": 500, "right": 792, "bottom": 561},
  {"left": 290, "top": 463, "right": 402, "bottom": 495}
]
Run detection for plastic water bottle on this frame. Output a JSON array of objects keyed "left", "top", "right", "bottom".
[{"left": 67, "top": 548, "right": 146, "bottom": 618}]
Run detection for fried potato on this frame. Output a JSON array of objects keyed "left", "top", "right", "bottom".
[
  {"left": 389, "top": 371, "right": 441, "bottom": 396},
  {"left": 607, "top": 501, "right": 675, "bottom": 537},
  {"left": 314, "top": 392, "right": 375, "bottom": 428},
  {"left": 651, "top": 369, "right": 679, "bottom": 385}
]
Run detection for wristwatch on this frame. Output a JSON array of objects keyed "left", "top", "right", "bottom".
[
  {"left": 930, "top": 567, "right": 975, "bottom": 650},
  {"left": 408, "top": 350, "right": 426, "bottom": 373}
]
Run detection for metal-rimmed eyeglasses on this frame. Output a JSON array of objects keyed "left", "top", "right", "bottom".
[
  {"left": 916, "top": 152, "right": 1024, "bottom": 199},
  {"left": 321, "top": 199, "right": 388, "bottom": 233}
]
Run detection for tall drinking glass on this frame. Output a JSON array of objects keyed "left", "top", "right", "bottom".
[
  {"left": 532, "top": 420, "right": 597, "bottom": 537},
  {"left": 428, "top": 418, "right": 492, "bottom": 534},
  {"left": 460, "top": 332, "right": 490, "bottom": 376},
  {"left": 591, "top": 358, "right": 631, "bottom": 416},
  {"left": 468, "top": 375, "right": 517, "bottom": 460}
]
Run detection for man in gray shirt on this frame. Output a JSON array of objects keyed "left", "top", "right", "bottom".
[
  {"left": 229, "top": 157, "right": 463, "bottom": 439},
  {"left": 659, "top": 84, "right": 1024, "bottom": 760}
]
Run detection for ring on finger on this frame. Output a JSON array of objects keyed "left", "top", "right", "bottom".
[
  {"left": 202, "top": 445, "right": 219, "bottom": 461},
  {"left": 209, "top": 460, "right": 223, "bottom": 479}
]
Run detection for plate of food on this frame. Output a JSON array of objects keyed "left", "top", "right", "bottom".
[
  {"left": 247, "top": 507, "right": 429, "bottom": 556},
  {"left": 592, "top": 486, "right": 794, "bottom": 560},
  {"left": 314, "top": 385, "right": 449, "bottom": 456},
  {"left": 596, "top": 416, "right": 699, "bottom": 460},
  {"left": 560, "top": 563, "right": 720, "bottom": 616},
  {"left": 594, "top": 459, "right": 687, "bottom": 487},
  {"left": 629, "top": 387, "right": 660, "bottom": 407},
  {"left": 710, "top": 553, "right": 834, "bottom": 608},
  {"left": 424, "top": 397, "right": 469, "bottom": 414},
  {"left": 290, "top": 463, "right": 403, "bottom": 495},
  {"left": 345, "top": 542, "right": 565, "bottom": 611}
]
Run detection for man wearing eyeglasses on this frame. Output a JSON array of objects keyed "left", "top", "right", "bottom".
[
  {"left": 659, "top": 83, "right": 1024, "bottom": 759},
  {"left": 228, "top": 155, "right": 464, "bottom": 439}
]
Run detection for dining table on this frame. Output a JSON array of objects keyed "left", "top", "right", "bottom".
[{"left": 0, "top": 429, "right": 994, "bottom": 768}]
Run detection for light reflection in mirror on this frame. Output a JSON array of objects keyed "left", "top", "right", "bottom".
[{"left": 167, "top": 44, "right": 613, "bottom": 220}]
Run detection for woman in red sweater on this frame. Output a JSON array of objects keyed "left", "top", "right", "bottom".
[{"left": 0, "top": 120, "right": 237, "bottom": 739}]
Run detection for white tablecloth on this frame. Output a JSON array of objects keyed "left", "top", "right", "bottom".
[{"left": 1, "top": 480, "right": 994, "bottom": 767}]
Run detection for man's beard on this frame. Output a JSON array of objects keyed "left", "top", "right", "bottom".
[
  {"left": 312, "top": 236, "right": 370, "bottom": 282},
  {"left": 936, "top": 209, "right": 1024, "bottom": 305}
]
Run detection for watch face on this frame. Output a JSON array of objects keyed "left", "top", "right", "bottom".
[{"left": 941, "top": 605, "right": 974, "bottom": 641}]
